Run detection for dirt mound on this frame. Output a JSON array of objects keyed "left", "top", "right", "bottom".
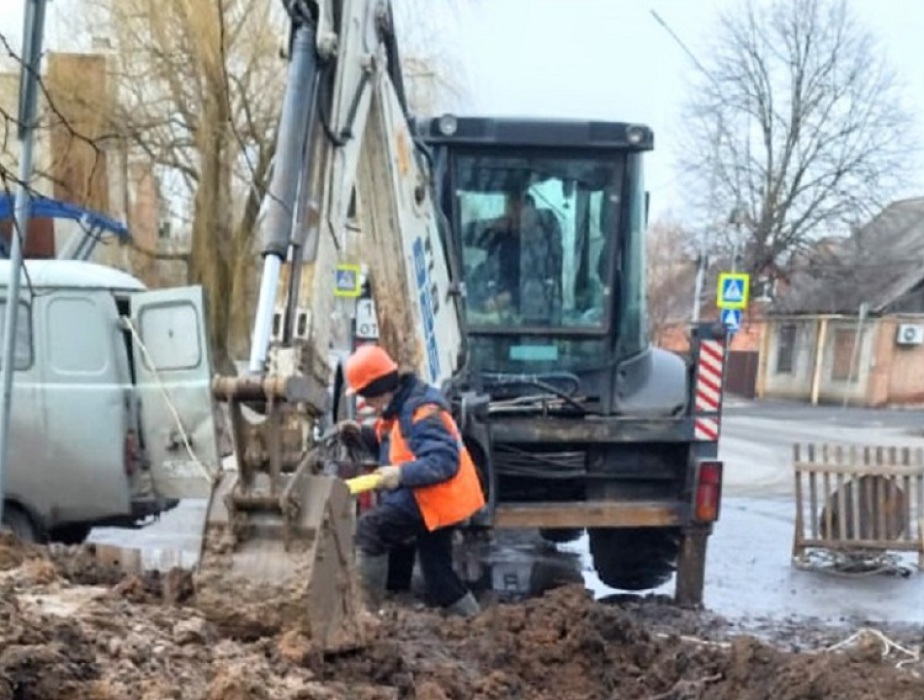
[
  {"left": 0, "top": 533, "right": 921, "bottom": 700},
  {"left": 327, "top": 587, "right": 923, "bottom": 700}
]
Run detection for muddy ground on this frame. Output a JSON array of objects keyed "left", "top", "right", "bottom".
[{"left": 0, "top": 534, "right": 921, "bottom": 700}]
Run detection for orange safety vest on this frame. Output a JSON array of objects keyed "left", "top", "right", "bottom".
[{"left": 376, "top": 403, "right": 486, "bottom": 531}]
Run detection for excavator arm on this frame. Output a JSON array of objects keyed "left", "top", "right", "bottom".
[
  {"left": 191, "top": 0, "right": 466, "bottom": 653},
  {"left": 251, "top": 0, "right": 464, "bottom": 392}
]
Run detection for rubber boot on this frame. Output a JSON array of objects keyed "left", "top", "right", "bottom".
[
  {"left": 446, "top": 591, "right": 480, "bottom": 618},
  {"left": 356, "top": 551, "right": 389, "bottom": 610}
]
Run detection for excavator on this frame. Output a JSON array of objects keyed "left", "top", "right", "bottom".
[{"left": 124, "top": 0, "right": 727, "bottom": 653}]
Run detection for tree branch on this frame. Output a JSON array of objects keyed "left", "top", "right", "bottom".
[{"left": 678, "top": 0, "right": 918, "bottom": 277}]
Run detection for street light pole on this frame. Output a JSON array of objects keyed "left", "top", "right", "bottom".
[{"left": 0, "top": 0, "right": 49, "bottom": 527}]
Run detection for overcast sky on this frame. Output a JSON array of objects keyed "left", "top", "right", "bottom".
[{"left": 2, "top": 0, "right": 924, "bottom": 224}]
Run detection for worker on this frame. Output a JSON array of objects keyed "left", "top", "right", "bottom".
[{"left": 340, "top": 343, "right": 485, "bottom": 617}]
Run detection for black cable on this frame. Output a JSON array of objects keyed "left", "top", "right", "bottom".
[{"left": 483, "top": 376, "right": 586, "bottom": 413}]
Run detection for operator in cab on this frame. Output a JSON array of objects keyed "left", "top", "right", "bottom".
[
  {"left": 467, "top": 191, "right": 563, "bottom": 321},
  {"left": 340, "top": 344, "right": 485, "bottom": 618}
]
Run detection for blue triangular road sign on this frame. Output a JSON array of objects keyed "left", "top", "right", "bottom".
[
  {"left": 722, "top": 279, "right": 744, "bottom": 303},
  {"left": 721, "top": 308, "right": 741, "bottom": 329}
]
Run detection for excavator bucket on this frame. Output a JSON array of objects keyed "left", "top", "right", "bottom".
[
  {"left": 192, "top": 467, "right": 369, "bottom": 653},
  {"left": 186, "top": 370, "right": 380, "bottom": 653}
]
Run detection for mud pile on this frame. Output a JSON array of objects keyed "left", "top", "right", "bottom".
[{"left": 0, "top": 532, "right": 921, "bottom": 700}]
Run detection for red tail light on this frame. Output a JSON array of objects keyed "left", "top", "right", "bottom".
[{"left": 694, "top": 460, "right": 723, "bottom": 522}]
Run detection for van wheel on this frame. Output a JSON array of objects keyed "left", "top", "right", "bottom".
[
  {"left": 50, "top": 524, "right": 92, "bottom": 545},
  {"left": 1, "top": 504, "right": 44, "bottom": 544}
]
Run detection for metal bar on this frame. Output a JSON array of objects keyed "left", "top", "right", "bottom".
[
  {"left": 850, "top": 447, "right": 861, "bottom": 541},
  {"left": 0, "top": 0, "right": 48, "bottom": 527},
  {"left": 808, "top": 445, "right": 818, "bottom": 540},
  {"left": 212, "top": 373, "right": 327, "bottom": 406},
  {"left": 792, "top": 444, "right": 805, "bottom": 558},
  {"left": 793, "top": 463, "right": 924, "bottom": 476},
  {"left": 489, "top": 417, "right": 691, "bottom": 444},
  {"left": 493, "top": 501, "right": 685, "bottom": 529},
  {"left": 822, "top": 446, "right": 832, "bottom": 538},
  {"left": 799, "top": 538, "right": 922, "bottom": 552}
]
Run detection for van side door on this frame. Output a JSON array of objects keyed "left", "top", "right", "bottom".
[
  {"left": 40, "top": 292, "right": 132, "bottom": 523},
  {"left": 128, "top": 286, "right": 220, "bottom": 499}
]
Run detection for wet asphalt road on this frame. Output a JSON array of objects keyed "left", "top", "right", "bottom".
[{"left": 88, "top": 398, "right": 924, "bottom": 628}]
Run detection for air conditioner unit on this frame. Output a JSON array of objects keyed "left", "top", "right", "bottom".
[{"left": 896, "top": 324, "right": 924, "bottom": 346}]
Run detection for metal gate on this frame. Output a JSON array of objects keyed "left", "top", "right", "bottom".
[{"left": 792, "top": 443, "right": 924, "bottom": 568}]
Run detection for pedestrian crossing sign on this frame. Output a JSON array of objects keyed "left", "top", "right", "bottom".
[
  {"left": 721, "top": 308, "right": 742, "bottom": 331},
  {"left": 717, "top": 272, "right": 750, "bottom": 310},
  {"left": 334, "top": 263, "right": 362, "bottom": 298}
]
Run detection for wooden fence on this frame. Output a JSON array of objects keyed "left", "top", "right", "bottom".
[{"left": 793, "top": 443, "right": 924, "bottom": 568}]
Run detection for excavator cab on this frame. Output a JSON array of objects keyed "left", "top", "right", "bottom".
[{"left": 419, "top": 116, "right": 655, "bottom": 410}]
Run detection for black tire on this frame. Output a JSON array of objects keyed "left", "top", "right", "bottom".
[
  {"left": 589, "top": 527, "right": 681, "bottom": 591},
  {"left": 538, "top": 528, "right": 583, "bottom": 544},
  {"left": 49, "top": 524, "right": 92, "bottom": 546},
  {"left": 1, "top": 504, "right": 44, "bottom": 544}
]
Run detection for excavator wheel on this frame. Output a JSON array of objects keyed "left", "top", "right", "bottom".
[
  {"left": 589, "top": 527, "right": 681, "bottom": 591},
  {"left": 539, "top": 528, "right": 583, "bottom": 544}
]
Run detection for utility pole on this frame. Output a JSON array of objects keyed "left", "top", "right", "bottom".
[
  {"left": 650, "top": 10, "right": 723, "bottom": 323},
  {"left": 0, "top": 0, "right": 49, "bottom": 527}
]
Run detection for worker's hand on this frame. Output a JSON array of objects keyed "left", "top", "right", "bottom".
[{"left": 374, "top": 465, "right": 402, "bottom": 491}]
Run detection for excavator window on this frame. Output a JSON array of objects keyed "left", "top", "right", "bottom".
[{"left": 453, "top": 150, "right": 625, "bottom": 334}]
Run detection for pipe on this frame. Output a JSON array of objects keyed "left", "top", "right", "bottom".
[
  {"left": 248, "top": 254, "right": 283, "bottom": 373},
  {"left": 247, "top": 22, "right": 319, "bottom": 373},
  {"left": 0, "top": 0, "right": 48, "bottom": 527},
  {"left": 259, "top": 23, "right": 318, "bottom": 257}
]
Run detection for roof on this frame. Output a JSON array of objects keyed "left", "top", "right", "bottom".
[
  {"left": 0, "top": 260, "right": 146, "bottom": 292},
  {"left": 773, "top": 197, "right": 924, "bottom": 314}
]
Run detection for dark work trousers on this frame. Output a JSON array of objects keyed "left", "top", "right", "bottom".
[{"left": 356, "top": 501, "right": 468, "bottom": 608}]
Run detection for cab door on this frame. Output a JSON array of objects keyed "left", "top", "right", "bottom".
[{"left": 129, "top": 286, "right": 220, "bottom": 499}]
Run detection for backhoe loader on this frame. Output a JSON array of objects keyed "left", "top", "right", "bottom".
[{"left": 82, "top": 0, "right": 727, "bottom": 653}]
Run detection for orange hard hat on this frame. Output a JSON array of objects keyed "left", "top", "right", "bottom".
[{"left": 344, "top": 344, "right": 399, "bottom": 397}]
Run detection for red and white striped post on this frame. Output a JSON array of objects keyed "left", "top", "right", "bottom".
[{"left": 693, "top": 337, "right": 726, "bottom": 441}]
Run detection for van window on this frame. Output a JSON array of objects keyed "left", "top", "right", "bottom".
[
  {"left": 0, "top": 301, "right": 33, "bottom": 370},
  {"left": 48, "top": 297, "right": 109, "bottom": 375},
  {"left": 138, "top": 301, "right": 202, "bottom": 371}
]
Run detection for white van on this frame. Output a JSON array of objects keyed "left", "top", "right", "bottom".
[{"left": 0, "top": 259, "right": 220, "bottom": 543}]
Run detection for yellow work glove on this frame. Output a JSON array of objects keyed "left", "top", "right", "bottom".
[{"left": 374, "top": 465, "right": 402, "bottom": 491}]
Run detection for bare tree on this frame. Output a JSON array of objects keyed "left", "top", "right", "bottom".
[
  {"left": 76, "top": 0, "right": 288, "bottom": 368},
  {"left": 391, "top": 0, "right": 473, "bottom": 113},
  {"left": 679, "top": 0, "right": 917, "bottom": 278},
  {"left": 646, "top": 216, "right": 695, "bottom": 345}
]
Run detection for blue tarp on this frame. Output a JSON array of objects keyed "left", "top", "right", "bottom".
[
  {"left": 0, "top": 193, "right": 130, "bottom": 258},
  {"left": 0, "top": 194, "right": 130, "bottom": 239}
]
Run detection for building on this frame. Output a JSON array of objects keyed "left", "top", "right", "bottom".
[
  {"left": 0, "top": 57, "right": 56, "bottom": 257},
  {"left": 0, "top": 50, "right": 184, "bottom": 287},
  {"left": 757, "top": 197, "right": 924, "bottom": 406}
]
